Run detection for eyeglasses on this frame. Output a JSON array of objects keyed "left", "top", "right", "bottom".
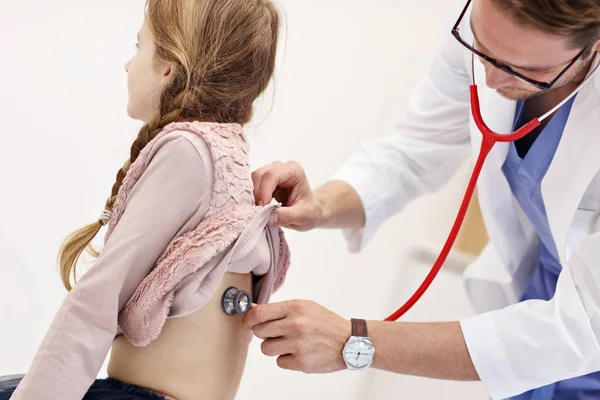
[{"left": 451, "top": 0, "right": 588, "bottom": 90}]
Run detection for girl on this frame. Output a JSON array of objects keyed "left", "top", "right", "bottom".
[{"left": 0, "top": 0, "right": 289, "bottom": 399}]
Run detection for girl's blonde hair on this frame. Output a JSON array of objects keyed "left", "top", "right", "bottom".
[{"left": 58, "top": 0, "right": 279, "bottom": 290}]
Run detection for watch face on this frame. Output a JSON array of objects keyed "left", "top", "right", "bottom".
[{"left": 343, "top": 337, "right": 375, "bottom": 369}]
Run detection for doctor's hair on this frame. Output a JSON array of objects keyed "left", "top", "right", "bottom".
[
  {"left": 496, "top": 0, "right": 600, "bottom": 55},
  {"left": 57, "top": 0, "right": 280, "bottom": 291}
]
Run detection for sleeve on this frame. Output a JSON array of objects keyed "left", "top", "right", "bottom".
[
  {"left": 330, "top": 11, "right": 472, "bottom": 252},
  {"left": 460, "top": 233, "right": 600, "bottom": 399},
  {"left": 11, "top": 134, "right": 212, "bottom": 400}
]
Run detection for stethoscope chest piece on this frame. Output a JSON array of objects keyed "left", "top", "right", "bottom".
[{"left": 222, "top": 287, "right": 251, "bottom": 316}]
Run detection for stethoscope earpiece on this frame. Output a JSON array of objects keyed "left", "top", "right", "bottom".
[{"left": 222, "top": 287, "right": 251, "bottom": 316}]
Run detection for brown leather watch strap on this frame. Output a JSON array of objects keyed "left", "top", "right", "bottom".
[{"left": 351, "top": 318, "right": 368, "bottom": 337}]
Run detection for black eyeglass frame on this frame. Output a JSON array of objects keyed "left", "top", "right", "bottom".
[{"left": 451, "top": 0, "right": 589, "bottom": 90}]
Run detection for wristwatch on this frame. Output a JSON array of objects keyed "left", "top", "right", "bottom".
[{"left": 342, "top": 318, "right": 375, "bottom": 370}]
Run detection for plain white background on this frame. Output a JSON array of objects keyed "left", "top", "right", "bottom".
[{"left": 0, "top": 0, "right": 488, "bottom": 399}]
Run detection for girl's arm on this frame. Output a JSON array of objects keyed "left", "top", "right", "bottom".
[{"left": 12, "top": 133, "right": 212, "bottom": 400}]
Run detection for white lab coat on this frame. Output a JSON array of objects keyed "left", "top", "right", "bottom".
[{"left": 331, "top": 4, "right": 600, "bottom": 400}]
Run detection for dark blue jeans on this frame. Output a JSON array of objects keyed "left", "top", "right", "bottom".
[{"left": 0, "top": 375, "right": 167, "bottom": 399}]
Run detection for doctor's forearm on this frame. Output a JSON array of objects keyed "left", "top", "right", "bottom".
[
  {"left": 314, "top": 180, "right": 366, "bottom": 229},
  {"left": 367, "top": 320, "right": 480, "bottom": 381}
]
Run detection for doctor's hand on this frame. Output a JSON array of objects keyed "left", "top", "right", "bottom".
[
  {"left": 242, "top": 300, "right": 351, "bottom": 373},
  {"left": 252, "top": 161, "right": 323, "bottom": 231}
]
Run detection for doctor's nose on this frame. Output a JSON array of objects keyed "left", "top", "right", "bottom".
[{"left": 484, "top": 63, "right": 516, "bottom": 90}]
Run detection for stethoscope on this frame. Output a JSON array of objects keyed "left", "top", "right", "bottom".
[
  {"left": 384, "top": 54, "right": 600, "bottom": 322},
  {"left": 222, "top": 286, "right": 252, "bottom": 316},
  {"left": 220, "top": 56, "right": 600, "bottom": 321}
]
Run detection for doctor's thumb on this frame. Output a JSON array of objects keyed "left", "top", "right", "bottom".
[
  {"left": 268, "top": 207, "right": 301, "bottom": 228},
  {"left": 268, "top": 204, "right": 317, "bottom": 231}
]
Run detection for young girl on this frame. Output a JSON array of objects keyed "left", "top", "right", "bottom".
[{"left": 0, "top": 0, "right": 289, "bottom": 399}]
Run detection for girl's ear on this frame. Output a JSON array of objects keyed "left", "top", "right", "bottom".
[{"left": 158, "top": 62, "right": 174, "bottom": 86}]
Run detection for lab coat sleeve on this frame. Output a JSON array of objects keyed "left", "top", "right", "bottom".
[
  {"left": 460, "top": 232, "right": 600, "bottom": 399},
  {"left": 331, "top": 15, "right": 472, "bottom": 252}
]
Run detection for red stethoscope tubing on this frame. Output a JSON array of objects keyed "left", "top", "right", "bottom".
[{"left": 384, "top": 84, "right": 540, "bottom": 322}]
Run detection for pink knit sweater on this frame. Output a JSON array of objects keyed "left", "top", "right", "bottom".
[{"left": 109, "top": 122, "right": 290, "bottom": 346}]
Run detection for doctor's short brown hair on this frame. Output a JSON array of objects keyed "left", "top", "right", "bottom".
[{"left": 495, "top": 0, "right": 600, "bottom": 50}]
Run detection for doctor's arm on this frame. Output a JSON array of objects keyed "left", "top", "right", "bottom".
[
  {"left": 243, "top": 300, "right": 479, "bottom": 380},
  {"left": 244, "top": 232, "right": 600, "bottom": 400},
  {"left": 253, "top": 18, "right": 472, "bottom": 249}
]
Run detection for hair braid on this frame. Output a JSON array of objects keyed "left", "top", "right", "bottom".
[{"left": 58, "top": 72, "right": 189, "bottom": 291}]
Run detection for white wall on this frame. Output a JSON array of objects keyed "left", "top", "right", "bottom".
[{"left": 0, "top": 1, "right": 487, "bottom": 399}]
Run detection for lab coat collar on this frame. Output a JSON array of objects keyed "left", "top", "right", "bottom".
[{"left": 543, "top": 55, "right": 600, "bottom": 264}]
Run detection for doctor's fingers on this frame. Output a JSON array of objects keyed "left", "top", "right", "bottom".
[
  {"left": 251, "top": 162, "right": 277, "bottom": 203},
  {"left": 242, "top": 301, "right": 292, "bottom": 330},
  {"left": 253, "top": 313, "right": 311, "bottom": 339},
  {"left": 252, "top": 161, "right": 308, "bottom": 206},
  {"left": 261, "top": 337, "right": 300, "bottom": 357},
  {"left": 252, "top": 161, "right": 286, "bottom": 205}
]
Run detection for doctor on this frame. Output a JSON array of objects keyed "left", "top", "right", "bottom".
[{"left": 243, "top": 0, "right": 600, "bottom": 399}]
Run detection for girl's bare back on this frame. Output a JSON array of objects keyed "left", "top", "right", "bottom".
[{"left": 109, "top": 272, "right": 253, "bottom": 400}]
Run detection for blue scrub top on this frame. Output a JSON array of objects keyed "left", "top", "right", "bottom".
[{"left": 502, "top": 95, "right": 600, "bottom": 400}]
